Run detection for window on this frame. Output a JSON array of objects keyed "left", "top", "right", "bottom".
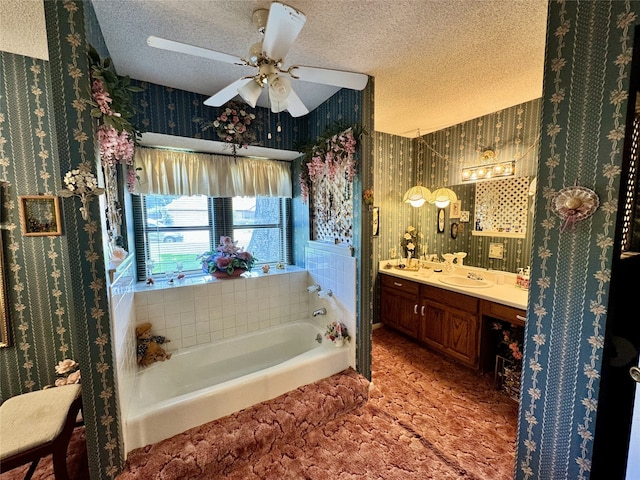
[{"left": 133, "top": 194, "right": 291, "bottom": 280}]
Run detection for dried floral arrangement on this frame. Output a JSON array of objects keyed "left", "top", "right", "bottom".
[
  {"left": 297, "top": 122, "right": 366, "bottom": 204},
  {"left": 88, "top": 45, "right": 143, "bottom": 192},
  {"left": 199, "top": 101, "right": 257, "bottom": 156}
]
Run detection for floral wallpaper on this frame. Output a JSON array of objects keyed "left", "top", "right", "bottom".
[
  {"left": 129, "top": 79, "right": 303, "bottom": 152},
  {"left": 0, "top": 53, "right": 70, "bottom": 396},
  {"left": 516, "top": 1, "right": 638, "bottom": 479},
  {"left": 0, "top": 1, "right": 122, "bottom": 479},
  {"left": 3, "top": 1, "right": 636, "bottom": 479}
]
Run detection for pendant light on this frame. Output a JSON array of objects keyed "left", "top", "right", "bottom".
[
  {"left": 430, "top": 187, "right": 458, "bottom": 208},
  {"left": 403, "top": 130, "right": 431, "bottom": 208},
  {"left": 403, "top": 184, "right": 432, "bottom": 207}
]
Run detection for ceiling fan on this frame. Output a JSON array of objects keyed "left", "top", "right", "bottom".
[{"left": 147, "top": 2, "right": 369, "bottom": 117}]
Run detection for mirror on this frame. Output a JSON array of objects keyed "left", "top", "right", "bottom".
[
  {"left": 418, "top": 176, "right": 536, "bottom": 273},
  {"left": 0, "top": 181, "right": 10, "bottom": 347}
]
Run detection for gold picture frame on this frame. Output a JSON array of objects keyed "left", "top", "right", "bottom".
[{"left": 19, "top": 195, "right": 62, "bottom": 236}]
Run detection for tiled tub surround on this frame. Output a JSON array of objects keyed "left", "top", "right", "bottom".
[
  {"left": 108, "top": 260, "right": 357, "bottom": 454},
  {"left": 305, "top": 241, "right": 357, "bottom": 369},
  {"left": 108, "top": 256, "right": 138, "bottom": 448},
  {"left": 133, "top": 267, "right": 309, "bottom": 352}
]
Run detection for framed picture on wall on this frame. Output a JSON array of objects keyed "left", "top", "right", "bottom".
[
  {"left": 437, "top": 208, "right": 446, "bottom": 233},
  {"left": 19, "top": 195, "right": 62, "bottom": 236},
  {"left": 372, "top": 206, "right": 379, "bottom": 236},
  {"left": 450, "top": 200, "right": 461, "bottom": 218}
]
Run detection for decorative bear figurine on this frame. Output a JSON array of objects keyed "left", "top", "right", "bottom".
[{"left": 136, "top": 322, "right": 171, "bottom": 367}]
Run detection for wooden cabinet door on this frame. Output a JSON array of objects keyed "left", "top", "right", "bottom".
[
  {"left": 380, "top": 277, "right": 419, "bottom": 337},
  {"left": 420, "top": 300, "right": 446, "bottom": 350},
  {"left": 394, "top": 289, "right": 419, "bottom": 337},
  {"left": 444, "top": 307, "right": 479, "bottom": 367}
]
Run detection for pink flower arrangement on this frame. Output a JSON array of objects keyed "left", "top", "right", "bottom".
[
  {"left": 324, "top": 321, "right": 350, "bottom": 343},
  {"left": 97, "top": 125, "right": 134, "bottom": 167},
  {"left": 492, "top": 322, "right": 523, "bottom": 363},
  {"left": 206, "top": 102, "right": 256, "bottom": 148},
  {"left": 198, "top": 236, "right": 257, "bottom": 276},
  {"left": 299, "top": 124, "right": 363, "bottom": 204},
  {"left": 91, "top": 79, "right": 117, "bottom": 116},
  {"left": 88, "top": 46, "right": 143, "bottom": 193}
]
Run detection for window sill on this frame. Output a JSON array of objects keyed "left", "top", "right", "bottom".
[{"left": 133, "top": 265, "right": 305, "bottom": 292}]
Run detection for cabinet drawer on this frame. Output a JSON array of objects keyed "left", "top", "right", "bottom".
[
  {"left": 381, "top": 274, "right": 419, "bottom": 296},
  {"left": 481, "top": 300, "right": 526, "bottom": 326},
  {"left": 422, "top": 285, "right": 478, "bottom": 313}
]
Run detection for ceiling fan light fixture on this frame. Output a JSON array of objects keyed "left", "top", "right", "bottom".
[
  {"left": 248, "top": 41, "right": 263, "bottom": 65},
  {"left": 237, "top": 79, "right": 263, "bottom": 108},
  {"left": 252, "top": 8, "right": 269, "bottom": 35},
  {"left": 268, "top": 73, "right": 291, "bottom": 102}
]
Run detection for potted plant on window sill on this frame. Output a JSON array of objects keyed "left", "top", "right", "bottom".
[{"left": 198, "top": 236, "right": 256, "bottom": 278}]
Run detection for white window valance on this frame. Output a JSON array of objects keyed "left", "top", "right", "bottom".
[{"left": 133, "top": 147, "right": 292, "bottom": 198}]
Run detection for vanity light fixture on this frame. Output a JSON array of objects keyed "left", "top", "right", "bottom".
[
  {"left": 461, "top": 149, "right": 515, "bottom": 183},
  {"left": 461, "top": 161, "right": 515, "bottom": 182},
  {"left": 402, "top": 184, "right": 432, "bottom": 208}
]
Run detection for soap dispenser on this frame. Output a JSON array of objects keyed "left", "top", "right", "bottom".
[{"left": 517, "top": 267, "right": 531, "bottom": 289}]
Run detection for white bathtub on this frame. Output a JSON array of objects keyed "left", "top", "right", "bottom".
[{"left": 124, "top": 320, "right": 351, "bottom": 453}]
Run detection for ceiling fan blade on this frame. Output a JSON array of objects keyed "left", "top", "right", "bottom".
[
  {"left": 290, "top": 65, "right": 369, "bottom": 90},
  {"left": 285, "top": 88, "right": 309, "bottom": 117},
  {"left": 147, "top": 36, "right": 246, "bottom": 65},
  {"left": 204, "top": 78, "right": 254, "bottom": 107},
  {"left": 262, "top": 2, "right": 306, "bottom": 61}
]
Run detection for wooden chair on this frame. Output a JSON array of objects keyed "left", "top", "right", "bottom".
[{"left": 0, "top": 384, "right": 82, "bottom": 480}]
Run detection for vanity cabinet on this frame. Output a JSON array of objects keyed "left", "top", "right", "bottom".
[
  {"left": 380, "top": 273, "right": 480, "bottom": 369},
  {"left": 420, "top": 286, "right": 480, "bottom": 368},
  {"left": 380, "top": 274, "right": 420, "bottom": 337},
  {"left": 479, "top": 299, "right": 527, "bottom": 372}
]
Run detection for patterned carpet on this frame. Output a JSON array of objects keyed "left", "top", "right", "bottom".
[{"left": 0, "top": 326, "right": 518, "bottom": 479}]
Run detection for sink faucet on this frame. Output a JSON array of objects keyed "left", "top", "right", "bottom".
[
  {"left": 313, "top": 307, "right": 327, "bottom": 317},
  {"left": 467, "top": 272, "right": 484, "bottom": 281}
]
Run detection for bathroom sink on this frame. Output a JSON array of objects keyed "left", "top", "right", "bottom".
[{"left": 439, "top": 275, "right": 493, "bottom": 288}]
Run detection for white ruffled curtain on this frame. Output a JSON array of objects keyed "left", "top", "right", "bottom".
[{"left": 133, "top": 147, "right": 292, "bottom": 198}]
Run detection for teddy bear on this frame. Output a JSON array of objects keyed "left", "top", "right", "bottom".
[{"left": 136, "top": 322, "right": 172, "bottom": 367}]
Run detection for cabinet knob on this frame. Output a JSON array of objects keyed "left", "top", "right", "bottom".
[
  {"left": 414, "top": 304, "right": 418, "bottom": 314},
  {"left": 421, "top": 305, "right": 425, "bottom": 316},
  {"left": 394, "top": 282, "right": 403, "bottom": 287},
  {"left": 516, "top": 314, "right": 526, "bottom": 322}
]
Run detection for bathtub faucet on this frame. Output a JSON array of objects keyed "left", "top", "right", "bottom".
[
  {"left": 313, "top": 307, "right": 327, "bottom": 317},
  {"left": 307, "top": 284, "right": 321, "bottom": 293}
]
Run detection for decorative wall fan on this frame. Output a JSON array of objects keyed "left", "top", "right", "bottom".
[{"left": 147, "top": 2, "right": 369, "bottom": 117}]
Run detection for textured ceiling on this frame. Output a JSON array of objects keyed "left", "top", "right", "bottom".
[
  {"left": 90, "top": 0, "right": 548, "bottom": 137},
  {"left": 0, "top": 0, "right": 48, "bottom": 60},
  {"left": 4, "top": 0, "right": 548, "bottom": 137}
]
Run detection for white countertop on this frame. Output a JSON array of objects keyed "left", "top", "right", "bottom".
[{"left": 378, "top": 261, "right": 529, "bottom": 311}]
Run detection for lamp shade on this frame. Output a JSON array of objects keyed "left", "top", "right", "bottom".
[
  {"left": 268, "top": 74, "right": 291, "bottom": 102},
  {"left": 403, "top": 185, "right": 432, "bottom": 208},
  {"left": 431, "top": 187, "right": 457, "bottom": 208},
  {"left": 238, "top": 80, "right": 262, "bottom": 108}
]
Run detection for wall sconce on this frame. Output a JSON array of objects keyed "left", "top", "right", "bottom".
[{"left": 403, "top": 184, "right": 432, "bottom": 208}]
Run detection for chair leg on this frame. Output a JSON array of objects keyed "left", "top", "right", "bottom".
[
  {"left": 23, "top": 458, "right": 40, "bottom": 480},
  {"left": 51, "top": 396, "right": 82, "bottom": 480}
]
